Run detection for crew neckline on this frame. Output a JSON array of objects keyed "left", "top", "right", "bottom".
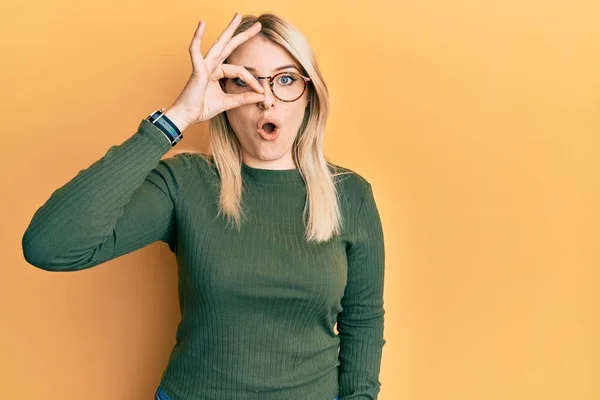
[{"left": 241, "top": 162, "right": 304, "bottom": 183}]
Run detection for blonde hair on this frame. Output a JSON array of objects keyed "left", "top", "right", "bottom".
[{"left": 172, "top": 13, "right": 351, "bottom": 243}]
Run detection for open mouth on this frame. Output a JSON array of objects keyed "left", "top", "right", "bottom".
[
  {"left": 256, "top": 116, "right": 281, "bottom": 140},
  {"left": 262, "top": 123, "right": 276, "bottom": 133}
]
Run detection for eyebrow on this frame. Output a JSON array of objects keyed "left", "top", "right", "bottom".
[{"left": 243, "top": 64, "right": 300, "bottom": 74}]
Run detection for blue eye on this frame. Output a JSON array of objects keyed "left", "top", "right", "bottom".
[{"left": 277, "top": 74, "right": 297, "bottom": 86}]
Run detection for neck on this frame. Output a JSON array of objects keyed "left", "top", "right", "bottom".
[{"left": 241, "top": 162, "right": 304, "bottom": 184}]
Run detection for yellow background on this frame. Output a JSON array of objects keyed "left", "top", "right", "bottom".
[{"left": 2, "top": 0, "right": 598, "bottom": 399}]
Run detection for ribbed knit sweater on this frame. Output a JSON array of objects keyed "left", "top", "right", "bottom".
[{"left": 22, "top": 119, "right": 386, "bottom": 400}]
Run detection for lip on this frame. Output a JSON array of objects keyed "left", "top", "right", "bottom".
[{"left": 257, "top": 127, "right": 280, "bottom": 141}]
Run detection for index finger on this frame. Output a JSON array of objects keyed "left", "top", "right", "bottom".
[{"left": 219, "top": 64, "right": 265, "bottom": 94}]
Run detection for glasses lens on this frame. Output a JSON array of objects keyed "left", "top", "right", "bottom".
[
  {"left": 224, "top": 73, "right": 306, "bottom": 102},
  {"left": 272, "top": 73, "right": 306, "bottom": 101}
]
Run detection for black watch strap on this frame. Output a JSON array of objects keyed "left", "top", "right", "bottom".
[{"left": 146, "top": 108, "right": 183, "bottom": 146}]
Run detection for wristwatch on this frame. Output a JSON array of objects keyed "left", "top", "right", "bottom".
[{"left": 146, "top": 108, "right": 183, "bottom": 146}]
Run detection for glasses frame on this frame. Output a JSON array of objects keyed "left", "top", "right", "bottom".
[{"left": 232, "top": 71, "right": 312, "bottom": 103}]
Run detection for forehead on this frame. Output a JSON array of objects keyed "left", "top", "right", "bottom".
[{"left": 226, "top": 35, "right": 300, "bottom": 73}]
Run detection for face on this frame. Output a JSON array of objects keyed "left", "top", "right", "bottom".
[{"left": 223, "top": 35, "right": 310, "bottom": 170}]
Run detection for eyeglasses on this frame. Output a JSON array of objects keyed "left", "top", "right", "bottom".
[{"left": 224, "top": 72, "right": 311, "bottom": 102}]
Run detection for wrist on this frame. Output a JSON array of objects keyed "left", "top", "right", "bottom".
[{"left": 164, "top": 107, "right": 192, "bottom": 132}]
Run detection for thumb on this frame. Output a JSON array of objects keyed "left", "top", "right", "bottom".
[{"left": 222, "top": 92, "right": 266, "bottom": 112}]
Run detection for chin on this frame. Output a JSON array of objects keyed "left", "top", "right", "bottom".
[{"left": 253, "top": 148, "right": 287, "bottom": 161}]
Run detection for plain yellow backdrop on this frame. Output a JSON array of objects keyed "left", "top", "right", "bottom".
[{"left": 2, "top": 0, "right": 598, "bottom": 399}]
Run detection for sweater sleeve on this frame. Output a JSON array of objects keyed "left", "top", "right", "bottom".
[
  {"left": 338, "top": 182, "right": 386, "bottom": 399},
  {"left": 22, "top": 119, "right": 192, "bottom": 272}
]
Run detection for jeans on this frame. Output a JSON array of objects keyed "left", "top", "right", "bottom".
[{"left": 155, "top": 385, "right": 340, "bottom": 400}]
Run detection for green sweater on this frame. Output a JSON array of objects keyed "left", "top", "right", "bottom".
[{"left": 22, "top": 119, "right": 386, "bottom": 400}]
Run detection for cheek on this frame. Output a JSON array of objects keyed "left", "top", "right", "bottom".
[
  {"left": 226, "top": 109, "right": 250, "bottom": 131},
  {"left": 287, "top": 104, "right": 308, "bottom": 125}
]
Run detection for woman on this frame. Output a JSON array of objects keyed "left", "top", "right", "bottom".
[{"left": 22, "top": 12, "right": 385, "bottom": 400}]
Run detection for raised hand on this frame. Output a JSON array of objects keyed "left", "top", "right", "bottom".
[{"left": 165, "top": 13, "right": 265, "bottom": 131}]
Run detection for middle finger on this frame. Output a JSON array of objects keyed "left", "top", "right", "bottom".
[
  {"left": 205, "top": 12, "right": 242, "bottom": 60},
  {"left": 218, "top": 21, "right": 262, "bottom": 64}
]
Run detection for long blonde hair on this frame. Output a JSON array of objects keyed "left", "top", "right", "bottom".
[{"left": 173, "top": 13, "right": 350, "bottom": 243}]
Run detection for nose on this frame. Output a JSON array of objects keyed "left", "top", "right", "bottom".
[{"left": 257, "top": 78, "right": 275, "bottom": 109}]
